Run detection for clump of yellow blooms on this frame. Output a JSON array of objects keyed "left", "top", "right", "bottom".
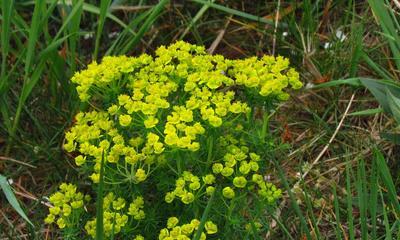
[
  {"left": 165, "top": 171, "right": 201, "bottom": 204},
  {"left": 211, "top": 137, "right": 282, "bottom": 202},
  {"left": 84, "top": 192, "right": 144, "bottom": 238},
  {"left": 46, "top": 41, "right": 301, "bottom": 238},
  {"left": 158, "top": 217, "right": 217, "bottom": 240},
  {"left": 45, "top": 183, "right": 89, "bottom": 229}
]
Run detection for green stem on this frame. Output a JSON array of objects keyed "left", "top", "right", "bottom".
[{"left": 260, "top": 111, "right": 269, "bottom": 143}]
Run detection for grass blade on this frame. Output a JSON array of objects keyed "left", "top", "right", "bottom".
[
  {"left": 346, "top": 161, "right": 355, "bottom": 240},
  {"left": 274, "top": 160, "right": 312, "bottom": 240},
  {"left": 120, "top": 0, "right": 169, "bottom": 54},
  {"left": 386, "top": 88, "right": 400, "bottom": 125},
  {"left": 332, "top": 185, "right": 343, "bottom": 240},
  {"left": 0, "top": 0, "right": 13, "bottom": 82},
  {"left": 0, "top": 174, "right": 33, "bottom": 226},
  {"left": 93, "top": 0, "right": 112, "bottom": 59},
  {"left": 180, "top": 0, "right": 215, "bottom": 40},
  {"left": 356, "top": 159, "right": 367, "bottom": 240},
  {"left": 96, "top": 152, "right": 106, "bottom": 240},
  {"left": 348, "top": 108, "right": 383, "bottom": 116},
  {"left": 381, "top": 190, "right": 393, "bottom": 240},
  {"left": 368, "top": 0, "right": 400, "bottom": 70},
  {"left": 190, "top": 0, "right": 274, "bottom": 26},
  {"left": 8, "top": 0, "right": 45, "bottom": 153},
  {"left": 193, "top": 190, "right": 215, "bottom": 240},
  {"left": 374, "top": 149, "right": 400, "bottom": 215},
  {"left": 370, "top": 153, "right": 378, "bottom": 240}
]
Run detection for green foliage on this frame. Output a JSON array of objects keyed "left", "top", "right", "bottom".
[{"left": 0, "top": 174, "right": 33, "bottom": 226}]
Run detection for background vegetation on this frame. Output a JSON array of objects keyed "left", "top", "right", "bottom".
[{"left": 0, "top": 0, "right": 399, "bottom": 239}]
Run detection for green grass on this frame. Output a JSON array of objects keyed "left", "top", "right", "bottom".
[{"left": 1, "top": 1, "right": 399, "bottom": 239}]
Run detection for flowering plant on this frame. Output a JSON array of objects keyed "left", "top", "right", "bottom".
[{"left": 45, "top": 41, "right": 301, "bottom": 239}]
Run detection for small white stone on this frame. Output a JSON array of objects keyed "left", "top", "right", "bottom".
[
  {"left": 108, "top": 32, "right": 118, "bottom": 38},
  {"left": 335, "top": 30, "right": 347, "bottom": 42},
  {"left": 324, "top": 42, "right": 332, "bottom": 49},
  {"left": 84, "top": 32, "right": 94, "bottom": 40},
  {"left": 305, "top": 83, "right": 315, "bottom": 89},
  {"left": 7, "top": 178, "right": 13, "bottom": 185}
]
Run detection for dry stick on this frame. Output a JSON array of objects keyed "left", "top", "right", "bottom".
[
  {"left": 0, "top": 156, "right": 36, "bottom": 168},
  {"left": 300, "top": 92, "right": 356, "bottom": 181},
  {"left": 207, "top": 17, "right": 231, "bottom": 54},
  {"left": 269, "top": 92, "right": 356, "bottom": 234},
  {"left": 272, "top": 0, "right": 281, "bottom": 56},
  {"left": 394, "top": 0, "right": 400, "bottom": 10}
]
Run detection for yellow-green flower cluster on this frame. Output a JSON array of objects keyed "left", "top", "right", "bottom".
[
  {"left": 128, "top": 196, "right": 145, "bottom": 220},
  {"left": 232, "top": 55, "right": 302, "bottom": 100},
  {"left": 211, "top": 141, "right": 281, "bottom": 202},
  {"left": 65, "top": 41, "right": 301, "bottom": 187},
  {"left": 245, "top": 222, "right": 263, "bottom": 232},
  {"left": 165, "top": 171, "right": 201, "bottom": 204},
  {"left": 54, "top": 41, "right": 299, "bottom": 237},
  {"left": 64, "top": 109, "right": 159, "bottom": 184},
  {"left": 71, "top": 54, "right": 152, "bottom": 101},
  {"left": 158, "top": 217, "right": 217, "bottom": 240},
  {"left": 45, "top": 183, "right": 88, "bottom": 229},
  {"left": 84, "top": 192, "right": 145, "bottom": 238},
  {"left": 251, "top": 174, "right": 282, "bottom": 203}
]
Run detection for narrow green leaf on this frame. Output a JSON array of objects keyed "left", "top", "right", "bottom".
[
  {"left": 120, "top": 0, "right": 169, "bottom": 54},
  {"left": 312, "top": 78, "right": 362, "bottom": 89},
  {"left": 93, "top": 0, "right": 112, "bottom": 59},
  {"left": 362, "top": 52, "right": 393, "bottom": 80},
  {"left": 386, "top": 88, "right": 400, "bottom": 125},
  {"left": 68, "top": 0, "right": 83, "bottom": 73},
  {"left": 356, "top": 160, "right": 367, "bottom": 240},
  {"left": 105, "top": 9, "right": 150, "bottom": 56},
  {"left": 346, "top": 162, "right": 355, "bottom": 240},
  {"left": 381, "top": 191, "right": 393, "bottom": 240},
  {"left": 369, "top": 154, "right": 378, "bottom": 240},
  {"left": 374, "top": 149, "right": 400, "bottom": 215},
  {"left": 180, "top": 0, "right": 215, "bottom": 40},
  {"left": 0, "top": 0, "right": 13, "bottom": 82},
  {"left": 332, "top": 185, "right": 343, "bottom": 240},
  {"left": 190, "top": 0, "right": 275, "bottom": 26},
  {"left": 96, "top": 151, "right": 106, "bottom": 240},
  {"left": 380, "top": 132, "right": 400, "bottom": 144},
  {"left": 0, "top": 174, "right": 33, "bottom": 226},
  {"left": 193, "top": 190, "right": 215, "bottom": 240},
  {"left": 367, "top": 0, "right": 400, "bottom": 70},
  {"left": 274, "top": 160, "right": 312, "bottom": 240},
  {"left": 348, "top": 108, "right": 383, "bottom": 116}
]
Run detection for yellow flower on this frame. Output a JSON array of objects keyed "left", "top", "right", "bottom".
[
  {"left": 134, "top": 235, "right": 145, "bottom": 240},
  {"left": 44, "top": 214, "right": 55, "bottom": 224},
  {"left": 204, "top": 221, "right": 218, "bottom": 234},
  {"left": 202, "top": 174, "right": 215, "bottom": 185},
  {"left": 181, "top": 192, "right": 195, "bottom": 204},
  {"left": 56, "top": 218, "right": 66, "bottom": 229},
  {"left": 135, "top": 169, "right": 147, "bottom": 182},
  {"left": 212, "top": 163, "right": 223, "bottom": 174},
  {"left": 222, "top": 187, "right": 235, "bottom": 199},
  {"left": 167, "top": 217, "right": 179, "bottom": 229},
  {"left": 165, "top": 192, "right": 175, "bottom": 203},
  {"left": 119, "top": 114, "right": 132, "bottom": 127},
  {"left": 144, "top": 116, "right": 159, "bottom": 128},
  {"left": 207, "top": 115, "right": 221, "bottom": 127},
  {"left": 221, "top": 167, "right": 234, "bottom": 177},
  {"left": 233, "top": 176, "right": 247, "bottom": 188},
  {"left": 74, "top": 155, "right": 86, "bottom": 166},
  {"left": 206, "top": 186, "right": 215, "bottom": 196}
]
